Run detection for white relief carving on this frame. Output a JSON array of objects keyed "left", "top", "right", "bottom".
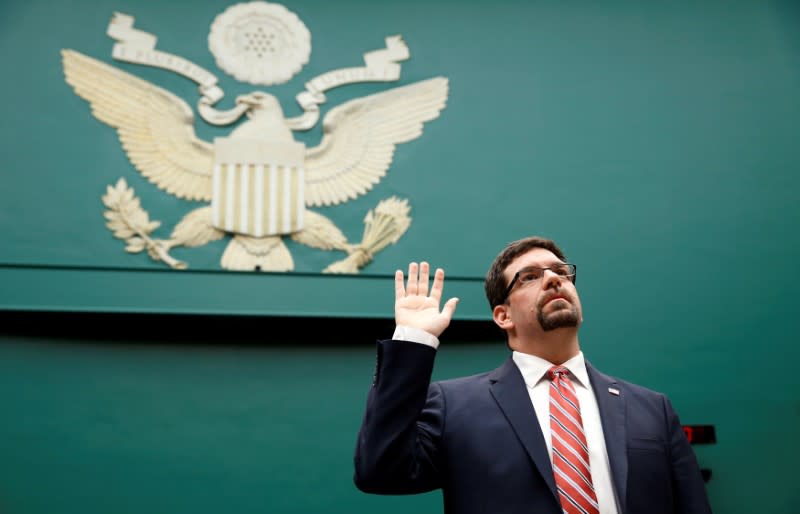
[{"left": 208, "top": 1, "right": 311, "bottom": 86}]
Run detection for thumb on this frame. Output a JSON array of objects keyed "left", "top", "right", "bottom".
[{"left": 442, "top": 297, "right": 459, "bottom": 319}]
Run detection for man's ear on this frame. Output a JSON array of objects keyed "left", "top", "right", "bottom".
[{"left": 492, "top": 304, "right": 513, "bottom": 330}]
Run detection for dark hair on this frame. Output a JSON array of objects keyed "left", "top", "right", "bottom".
[{"left": 484, "top": 236, "right": 567, "bottom": 309}]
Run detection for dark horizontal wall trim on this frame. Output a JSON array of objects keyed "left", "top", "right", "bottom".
[
  {"left": 0, "top": 266, "right": 488, "bottom": 320},
  {"left": 0, "top": 310, "right": 503, "bottom": 346}
]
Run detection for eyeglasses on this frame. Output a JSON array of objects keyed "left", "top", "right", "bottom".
[{"left": 503, "top": 263, "right": 577, "bottom": 301}]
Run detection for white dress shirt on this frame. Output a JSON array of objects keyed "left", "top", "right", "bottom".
[
  {"left": 392, "top": 326, "right": 621, "bottom": 514},
  {"left": 513, "top": 350, "right": 620, "bottom": 514}
]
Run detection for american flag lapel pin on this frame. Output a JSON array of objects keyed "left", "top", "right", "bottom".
[{"left": 608, "top": 387, "right": 620, "bottom": 396}]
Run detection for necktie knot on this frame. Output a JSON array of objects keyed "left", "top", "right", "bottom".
[{"left": 548, "top": 365, "right": 569, "bottom": 380}]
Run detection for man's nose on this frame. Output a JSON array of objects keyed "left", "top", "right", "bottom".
[{"left": 542, "top": 269, "right": 562, "bottom": 290}]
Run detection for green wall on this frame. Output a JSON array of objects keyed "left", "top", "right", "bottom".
[
  {"left": 3, "top": 0, "right": 798, "bottom": 317},
  {"left": 0, "top": 312, "right": 729, "bottom": 513},
  {"left": 0, "top": 314, "right": 502, "bottom": 514},
  {"left": 1, "top": 0, "right": 799, "bottom": 512}
]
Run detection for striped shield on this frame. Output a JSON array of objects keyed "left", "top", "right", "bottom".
[{"left": 211, "top": 137, "right": 306, "bottom": 237}]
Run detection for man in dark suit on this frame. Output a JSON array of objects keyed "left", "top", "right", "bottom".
[{"left": 354, "top": 236, "right": 712, "bottom": 514}]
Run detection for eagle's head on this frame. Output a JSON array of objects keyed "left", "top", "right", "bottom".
[
  {"left": 232, "top": 91, "right": 292, "bottom": 141},
  {"left": 236, "top": 91, "right": 281, "bottom": 112}
]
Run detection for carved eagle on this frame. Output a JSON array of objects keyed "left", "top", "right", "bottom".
[{"left": 61, "top": 49, "right": 448, "bottom": 271}]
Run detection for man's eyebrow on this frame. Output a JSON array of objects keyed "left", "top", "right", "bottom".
[{"left": 517, "top": 261, "right": 565, "bottom": 270}]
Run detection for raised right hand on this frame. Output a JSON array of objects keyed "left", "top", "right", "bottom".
[{"left": 395, "top": 261, "right": 459, "bottom": 338}]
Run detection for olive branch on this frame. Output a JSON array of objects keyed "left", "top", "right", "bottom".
[{"left": 101, "top": 178, "right": 187, "bottom": 269}]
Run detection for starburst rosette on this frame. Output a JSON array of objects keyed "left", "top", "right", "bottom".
[{"left": 208, "top": 1, "right": 311, "bottom": 86}]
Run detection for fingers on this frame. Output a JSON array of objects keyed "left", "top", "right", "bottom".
[
  {"left": 395, "top": 269, "right": 405, "bottom": 300},
  {"left": 398, "top": 262, "right": 444, "bottom": 299},
  {"left": 406, "top": 262, "right": 419, "bottom": 295},
  {"left": 430, "top": 267, "right": 445, "bottom": 302},
  {"left": 418, "top": 262, "right": 430, "bottom": 297},
  {"left": 442, "top": 297, "right": 460, "bottom": 319}
]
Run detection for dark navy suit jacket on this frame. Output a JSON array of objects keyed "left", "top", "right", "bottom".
[{"left": 354, "top": 340, "right": 712, "bottom": 514}]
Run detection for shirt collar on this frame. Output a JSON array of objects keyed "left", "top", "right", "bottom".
[{"left": 512, "top": 350, "right": 590, "bottom": 389}]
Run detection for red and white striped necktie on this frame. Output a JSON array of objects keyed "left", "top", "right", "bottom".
[{"left": 549, "top": 365, "right": 600, "bottom": 514}]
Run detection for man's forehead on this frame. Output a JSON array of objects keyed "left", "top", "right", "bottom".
[{"left": 508, "top": 248, "right": 564, "bottom": 271}]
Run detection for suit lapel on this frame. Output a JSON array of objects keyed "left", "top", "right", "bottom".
[
  {"left": 587, "top": 363, "right": 628, "bottom": 514},
  {"left": 488, "top": 358, "right": 559, "bottom": 503}
]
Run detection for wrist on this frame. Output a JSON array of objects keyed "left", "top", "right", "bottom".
[{"left": 393, "top": 325, "right": 440, "bottom": 349}]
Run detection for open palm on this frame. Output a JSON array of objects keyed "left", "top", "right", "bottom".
[{"left": 395, "top": 261, "right": 459, "bottom": 337}]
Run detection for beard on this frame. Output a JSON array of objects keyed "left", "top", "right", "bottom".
[{"left": 537, "top": 298, "right": 580, "bottom": 331}]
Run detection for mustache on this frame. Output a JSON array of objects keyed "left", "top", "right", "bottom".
[{"left": 539, "top": 291, "right": 571, "bottom": 308}]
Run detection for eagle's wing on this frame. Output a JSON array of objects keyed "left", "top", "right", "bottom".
[
  {"left": 61, "top": 49, "right": 214, "bottom": 201},
  {"left": 303, "top": 77, "right": 448, "bottom": 207}
]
